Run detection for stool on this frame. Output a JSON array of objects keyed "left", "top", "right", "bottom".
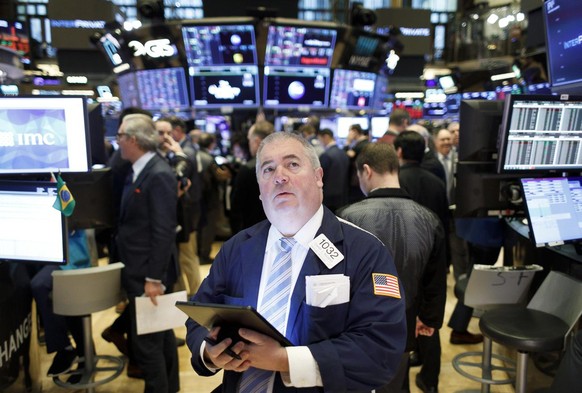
[
  {"left": 451, "top": 264, "right": 542, "bottom": 392},
  {"left": 51, "top": 262, "right": 125, "bottom": 393}
]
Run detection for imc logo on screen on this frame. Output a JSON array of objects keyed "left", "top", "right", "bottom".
[{"left": 0, "top": 132, "right": 57, "bottom": 146}]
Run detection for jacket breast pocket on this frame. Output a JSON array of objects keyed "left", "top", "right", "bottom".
[{"left": 299, "top": 302, "right": 350, "bottom": 343}]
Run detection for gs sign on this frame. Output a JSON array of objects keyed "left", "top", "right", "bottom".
[{"left": 128, "top": 38, "right": 176, "bottom": 58}]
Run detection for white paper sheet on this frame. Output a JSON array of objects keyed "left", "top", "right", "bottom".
[{"left": 135, "top": 290, "right": 188, "bottom": 335}]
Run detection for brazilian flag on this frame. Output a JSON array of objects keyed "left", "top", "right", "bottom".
[{"left": 52, "top": 174, "right": 76, "bottom": 217}]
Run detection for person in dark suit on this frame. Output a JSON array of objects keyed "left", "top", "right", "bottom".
[
  {"left": 344, "top": 124, "right": 370, "bottom": 203},
  {"left": 115, "top": 113, "right": 180, "bottom": 393},
  {"left": 230, "top": 120, "right": 274, "bottom": 234},
  {"left": 317, "top": 128, "right": 349, "bottom": 213},
  {"left": 185, "top": 132, "right": 406, "bottom": 392}
]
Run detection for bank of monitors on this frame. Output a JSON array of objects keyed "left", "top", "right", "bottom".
[
  {"left": 117, "top": 68, "right": 190, "bottom": 111},
  {"left": 521, "top": 176, "right": 582, "bottom": 247},
  {"left": 458, "top": 99, "right": 504, "bottom": 162},
  {"left": 329, "top": 69, "right": 376, "bottom": 110},
  {"left": 370, "top": 117, "right": 389, "bottom": 139},
  {"left": 496, "top": 94, "right": 582, "bottom": 173},
  {"left": 543, "top": 0, "right": 582, "bottom": 94},
  {"left": 263, "top": 24, "right": 337, "bottom": 108},
  {"left": 0, "top": 96, "right": 91, "bottom": 174},
  {"left": 182, "top": 22, "right": 260, "bottom": 108},
  {"left": 0, "top": 180, "right": 67, "bottom": 265}
]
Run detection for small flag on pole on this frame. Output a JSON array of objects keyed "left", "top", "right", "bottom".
[{"left": 52, "top": 173, "right": 75, "bottom": 217}]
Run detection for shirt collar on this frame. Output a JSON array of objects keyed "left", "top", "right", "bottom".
[
  {"left": 132, "top": 151, "right": 156, "bottom": 181},
  {"left": 266, "top": 205, "right": 324, "bottom": 251}
]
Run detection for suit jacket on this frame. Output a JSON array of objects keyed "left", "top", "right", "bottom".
[
  {"left": 186, "top": 207, "right": 406, "bottom": 392},
  {"left": 116, "top": 154, "right": 178, "bottom": 296},
  {"left": 320, "top": 145, "right": 349, "bottom": 212}
]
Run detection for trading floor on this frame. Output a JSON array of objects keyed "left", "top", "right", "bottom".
[{"left": 6, "top": 242, "right": 551, "bottom": 393}]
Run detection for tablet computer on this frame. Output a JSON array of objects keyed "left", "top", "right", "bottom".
[{"left": 175, "top": 301, "right": 293, "bottom": 347}]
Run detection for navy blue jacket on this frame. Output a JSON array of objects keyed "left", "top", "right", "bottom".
[{"left": 186, "top": 207, "right": 406, "bottom": 392}]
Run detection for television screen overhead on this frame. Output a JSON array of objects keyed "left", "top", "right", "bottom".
[
  {"left": 264, "top": 25, "right": 337, "bottom": 67},
  {"left": 263, "top": 66, "right": 330, "bottom": 108},
  {"left": 329, "top": 69, "right": 376, "bottom": 110}
]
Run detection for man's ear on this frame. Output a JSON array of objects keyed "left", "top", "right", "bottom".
[{"left": 396, "top": 147, "right": 403, "bottom": 159}]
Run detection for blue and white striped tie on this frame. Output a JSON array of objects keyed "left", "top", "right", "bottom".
[{"left": 238, "top": 237, "right": 296, "bottom": 393}]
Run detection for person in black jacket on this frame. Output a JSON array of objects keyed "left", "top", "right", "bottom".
[{"left": 339, "top": 142, "right": 447, "bottom": 393}]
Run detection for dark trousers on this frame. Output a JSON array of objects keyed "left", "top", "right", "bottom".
[
  {"left": 30, "top": 265, "right": 85, "bottom": 356},
  {"left": 417, "top": 330, "right": 441, "bottom": 388},
  {"left": 127, "top": 298, "right": 180, "bottom": 393}
]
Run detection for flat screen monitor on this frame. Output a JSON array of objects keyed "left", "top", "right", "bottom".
[
  {"left": 336, "top": 117, "right": 369, "bottom": 139},
  {"left": 263, "top": 66, "right": 330, "bottom": 108},
  {"left": 521, "top": 176, "right": 582, "bottom": 247},
  {"left": 189, "top": 66, "right": 259, "bottom": 108},
  {"left": 458, "top": 99, "right": 504, "bottom": 162},
  {"left": 0, "top": 180, "right": 67, "bottom": 265},
  {"left": 329, "top": 69, "right": 376, "bottom": 110},
  {"left": 370, "top": 117, "right": 388, "bottom": 139},
  {"left": 118, "top": 68, "right": 190, "bottom": 111},
  {"left": 393, "top": 99, "right": 424, "bottom": 120},
  {"left": 0, "top": 96, "right": 91, "bottom": 174},
  {"left": 182, "top": 24, "right": 258, "bottom": 67},
  {"left": 264, "top": 25, "right": 337, "bottom": 67},
  {"left": 319, "top": 117, "right": 337, "bottom": 136},
  {"left": 496, "top": 94, "right": 582, "bottom": 173},
  {"left": 543, "top": 0, "right": 582, "bottom": 94}
]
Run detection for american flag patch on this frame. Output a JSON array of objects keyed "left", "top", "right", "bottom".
[{"left": 372, "top": 273, "right": 401, "bottom": 298}]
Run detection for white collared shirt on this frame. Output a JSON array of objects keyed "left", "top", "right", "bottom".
[{"left": 131, "top": 151, "right": 156, "bottom": 182}]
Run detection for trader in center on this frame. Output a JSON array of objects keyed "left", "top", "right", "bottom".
[{"left": 185, "top": 132, "right": 406, "bottom": 392}]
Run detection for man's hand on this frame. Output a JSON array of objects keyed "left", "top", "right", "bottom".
[
  {"left": 415, "top": 318, "right": 435, "bottom": 337},
  {"left": 144, "top": 281, "right": 165, "bottom": 305},
  {"left": 237, "top": 328, "right": 289, "bottom": 372},
  {"left": 203, "top": 327, "right": 249, "bottom": 370}
]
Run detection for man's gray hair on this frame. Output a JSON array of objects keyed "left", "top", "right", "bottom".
[{"left": 256, "top": 132, "right": 321, "bottom": 175}]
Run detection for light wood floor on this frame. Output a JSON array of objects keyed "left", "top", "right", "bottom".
[{"left": 7, "top": 243, "right": 554, "bottom": 392}]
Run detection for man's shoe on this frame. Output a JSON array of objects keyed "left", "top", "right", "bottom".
[
  {"left": 415, "top": 374, "right": 438, "bottom": 393},
  {"left": 450, "top": 330, "right": 484, "bottom": 345},
  {"left": 47, "top": 348, "right": 78, "bottom": 377},
  {"left": 101, "top": 326, "right": 129, "bottom": 356},
  {"left": 127, "top": 362, "right": 145, "bottom": 379}
]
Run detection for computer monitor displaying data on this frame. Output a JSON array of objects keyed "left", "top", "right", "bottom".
[
  {"left": 497, "top": 94, "right": 582, "bottom": 173},
  {"left": 329, "top": 69, "right": 376, "bottom": 110},
  {"left": 521, "top": 176, "right": 582, "bottom": 247},
  {"left": 0, "top": 180, "right": 67, "bottom": 265}
]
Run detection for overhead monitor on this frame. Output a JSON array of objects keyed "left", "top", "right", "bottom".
[
  {"left": 0, "top": 180, "right": 67, "bottom": 265},
  {"left": 496, "top": 94, "right": 582, "bottom": 173},
  {"left": 336, "top": 117, "right": 369, "bottom": 139},
  {"left": 117, "top": 68, "right": 190, "bottom": 111},
  {"left": 458, "top": 99, "right": 504, "bottom": 162},
  {"left": 329, "top": 69, "right": 376, "bottom": 110},
  {"left": 521, "top": 176, "right": 582, "bottom": 247},
  {"left": 189, "top": 66, "right": 259, "bottom": 108},
  {"left": 182, "top": 24, "right": 258, "bottom": 67},
  {"left": 372, "top": 74, "right": 389, "bottom": 111},
  {"left": 0, "top": 96, "right": 91, "bottom": 174},
  {"left": 263, "top": 66, "right": 330, "bottom": 108},
  {"left": 543, "top": 0, "right": 582, "bottom": 94},
  {"left": 264, "top": 24, "right": 337, "bottom": 67}
]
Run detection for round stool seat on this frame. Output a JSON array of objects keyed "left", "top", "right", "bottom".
[{"left": 479, "top": 308, "right": 569, "bottom": 353}]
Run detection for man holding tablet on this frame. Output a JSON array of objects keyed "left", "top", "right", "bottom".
[{"left": 185, "top": 132, "right": 406, "bottom": 392}]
